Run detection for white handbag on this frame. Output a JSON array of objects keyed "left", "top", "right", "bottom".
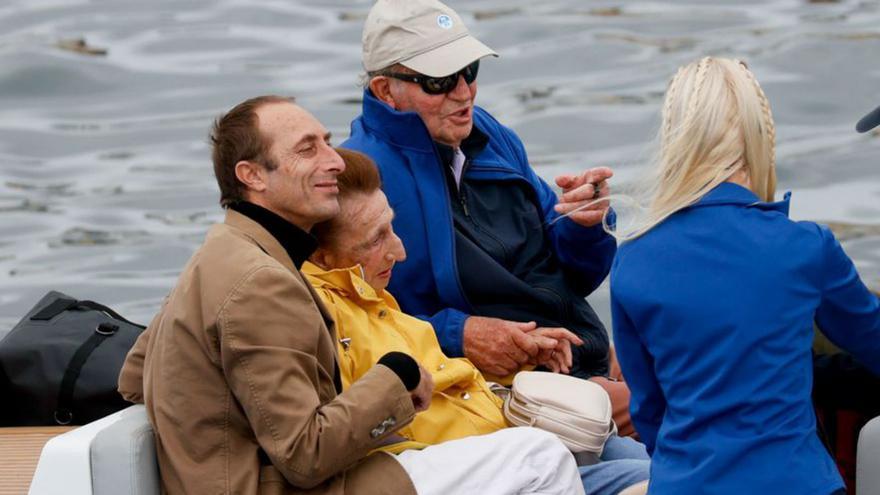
[{"left": 499, "top": 371, "right": 617, "bottom": 464}]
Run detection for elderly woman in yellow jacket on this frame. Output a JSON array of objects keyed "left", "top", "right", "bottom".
[
  {"left": 304, "top": 148, "right": 546, "bottom": 446},
  {"left": 302, "top": 258, "right": 507, "bottom": 446},
  {"left": 306, "top": 148, "right": 651, "bottom": 495}
]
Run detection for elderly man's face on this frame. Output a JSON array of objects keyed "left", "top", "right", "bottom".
[
  {"left": 254, "top": 102, "right": 345, "bottom": 230},
  {"left": 385, "top": 68, "right": 477, "bottom": 148},
  {"left": 319, "top": 190, "right": 406, "bottom": 292}
]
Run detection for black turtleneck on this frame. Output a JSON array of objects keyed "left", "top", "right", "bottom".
[{"left": 229, "top": 202, "right": 317, "bottom": 269}]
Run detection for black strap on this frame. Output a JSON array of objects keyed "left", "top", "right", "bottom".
[
  {"left": 30, "top": 297, "right": 145, "bottom": 329},
  {"left": 30, "top": 297, "right": 78, "bottom": 321},
  {"left": 75, "top": 300, "right": 146, "bottom": 329},
  {"left": 54, "top": 323, "right": 120, "bottom": 425}
]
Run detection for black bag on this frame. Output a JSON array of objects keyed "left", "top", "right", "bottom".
[{"left": 0, "top": 291, "right": 146, "bottom": 426}]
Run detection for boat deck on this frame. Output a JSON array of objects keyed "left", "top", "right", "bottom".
[{"left": 0, "top": 427, "right": 74, "bottom": 495}]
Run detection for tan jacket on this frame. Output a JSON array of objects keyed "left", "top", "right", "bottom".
[{"left": 118, "top": 210, "right": 417, "bottom": 495}]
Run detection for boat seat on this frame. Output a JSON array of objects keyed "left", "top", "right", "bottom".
[
  {"left": 858, "top": 416, "right": 880, "bottom": 495},
  {"left": 28, "top": 405, "right": 159, "bottom": 495}
]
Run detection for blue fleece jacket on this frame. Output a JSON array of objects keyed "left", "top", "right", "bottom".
[
  {"left": 342, "top": 90, "right": 616, "bottom": 357},
  {"left": 612, "top": 182, "right": 880, "bottom": 495}
]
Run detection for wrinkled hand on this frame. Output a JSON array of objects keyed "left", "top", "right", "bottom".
[
  {"left": 554, "top": 167, "right": 613, "bottom": 227},
  {"left": 410, "top": 364, "right": 434, "bottom": 413},
  {"left": 528, "top": 327, "right": 583, "bottom": 374},
  {"left": 462, "top": 316, "right": 558, "bottom": 376}
]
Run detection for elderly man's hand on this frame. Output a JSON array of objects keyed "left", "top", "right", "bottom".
[
  {"left": 528, "top": 327, "right": 583, "bottom": 374},
  {"left": 554, "top": 167, "right": 613, "bottom": 227},
  {"left": 462, "top": 316, "right": 558, "bottom": 376},
  {"left": 410, "top": 364, "right": 434, "bottom": 413}
]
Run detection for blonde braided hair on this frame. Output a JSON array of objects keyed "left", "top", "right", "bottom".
[
  {"left": 612, "top": 56, "right": 778, "bottom": 241},
  {"left": 737, "top": 60, "right": 777, "bottom": 202}
]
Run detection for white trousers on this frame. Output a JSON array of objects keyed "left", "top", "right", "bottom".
[{"left": 394, "top": 427, "right": 586, "bottom": 495}]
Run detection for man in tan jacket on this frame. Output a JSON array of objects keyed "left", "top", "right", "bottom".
[{"left": 118, "top": 95, "right": 584, "bottom": 495}]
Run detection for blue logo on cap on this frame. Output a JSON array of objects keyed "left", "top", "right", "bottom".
[{"left": 437, "top": 14, "right": 453, "bottom": 29}]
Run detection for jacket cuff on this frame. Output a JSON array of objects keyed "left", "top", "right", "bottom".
[
  {"left": 437, "top": 309, "right": 469, "bottom": 358},
  {"left": 378, "top": 352, "right": 420, "bottom": 391}
]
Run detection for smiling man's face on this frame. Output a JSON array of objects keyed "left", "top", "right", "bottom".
[{"left": 255, "top": 102, "right": 345, "bottom": 230}]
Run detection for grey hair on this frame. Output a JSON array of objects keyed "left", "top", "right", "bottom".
[{"left": 360, "top": 64, "right": 406, "bottom": 89}]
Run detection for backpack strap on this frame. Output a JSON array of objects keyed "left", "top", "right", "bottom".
[
  {"left": 54, "top": 322, "right": 121, "bottom": 425},
  {"left": 30, "top": 297, "right": 78, "bottom": 321},
  {"left": 30, "top": 297, "right": 145, "bottom": 329},
  {"left": 75, "top": 300, "right": 146, "bottom": 329}
]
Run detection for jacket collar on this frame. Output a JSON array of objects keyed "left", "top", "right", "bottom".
[
  {"left": 302, "top": 262, "right": 400, "bottom": 307},
  {"left": 224, "top": 208, "right": 299, "bottom": 273},
  {"left": 690, "top": 182, "right": 791, "bottom": 216},
  {"left": 436, "top": 126, "right": 490, "bottom": 166},
  {"left": 360, "top": 90, "right": 435, "bottom": 152},
  {"left": 228, "top": 202, "right": 318, "bottom": 270}
]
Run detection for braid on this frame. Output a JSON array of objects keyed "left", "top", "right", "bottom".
[
  {"left": 684, "top": 56, "right": 712, "bottom": 124},
  {"left": 740, "top": 62, "right": 776, "bottom": 169},
  {"left": 662, "top": 66, "right": 685, "bottom": 144}
]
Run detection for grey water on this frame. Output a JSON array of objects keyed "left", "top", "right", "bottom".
[{"left": 0, "top": 0, "right": 878, "bottom": 333}]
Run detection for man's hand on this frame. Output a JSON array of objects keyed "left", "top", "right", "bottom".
[
  {"left": 462, "top": 316, "right": 558, "bottom": 376},
  {"left": 528, "top": 327, "right": 583, "bottom": 374},
  {"left": 554, "top": 166, "right": 613, "bottom": 227},
  {"left": 410, "top": 364, "right": 434, "bottom": 413}
]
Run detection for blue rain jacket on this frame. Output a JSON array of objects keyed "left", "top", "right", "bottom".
[
  {"left": 611, "top": 182, "right": 880, "bottom": 495},
  {"left": 342, "top": 90, "right": 616, "bottom": 357}
]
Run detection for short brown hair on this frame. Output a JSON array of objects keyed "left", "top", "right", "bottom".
[
  {"left": 334, "top": 148, "right": 382, "bottom": 198},
  {"left": 210, "top": 95, "right": 293, "bottom": 207},
  {"left": 312, "top": 148, "right": 382, "bottom": 244}
]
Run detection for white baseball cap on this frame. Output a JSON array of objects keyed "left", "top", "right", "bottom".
[{"left": 362, "top": 0, "right": 498, "bottom": 78}]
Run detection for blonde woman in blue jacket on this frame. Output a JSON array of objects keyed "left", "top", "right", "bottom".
[{"left": 610, "top": 57, "right": 880, "bottom": 494}]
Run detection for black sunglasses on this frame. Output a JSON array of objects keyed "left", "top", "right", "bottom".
[{"left": 385, "top": 60, "right": 480, "bottom": 95}]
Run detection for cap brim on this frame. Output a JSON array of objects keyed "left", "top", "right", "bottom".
[
  {"left": 856, "top": 104, "right": 880, "bottom": 133},
  {"left": 401, "top": 35, "right": 498, "bottom": 78}
]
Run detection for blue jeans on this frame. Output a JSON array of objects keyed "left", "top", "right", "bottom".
[{"left": 579, "top": 435, "right": 651, "bottom": 495}]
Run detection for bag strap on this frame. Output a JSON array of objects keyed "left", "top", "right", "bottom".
[
  {"left": 75, "top": 300, "right": 146, "bottom": 329},
  {"left": 31, "top": 297, "right": 145, "bottom": 329},
  {"left": 54, "top": 322, "right": 121, "bottom": 425},
  {"left": 30, "top": 296, "right": 78, "bottom": 321}
]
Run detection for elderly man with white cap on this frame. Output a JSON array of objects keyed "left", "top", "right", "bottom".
[{"left": 342, "top": 0, "right": 633, "bottom": 434}]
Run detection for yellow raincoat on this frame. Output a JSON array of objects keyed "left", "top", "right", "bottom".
[{"left": 303, "top": 263, "right": 508, "bottom": 451}]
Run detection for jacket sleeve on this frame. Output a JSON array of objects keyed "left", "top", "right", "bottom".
[
  {"left": 420, "top": 307, "right": 470, "bottom": 358},
  {"left": 117, "top": 309, "right": 165, "bottom": 404},
  {"left": 117, "top": 327, "right": 149, "bottom": 404},
  {"left": 611, "top": 282, "right": 665, "bottom": 454},
  {"left": 505, "top": 127, "right": 617, "bottom": 294},
  {"left": 219, "top": 266, "right": 416, "bottom": 489},
  {"left": 813, "top": 225, "right": 880, "bottom": 376}
]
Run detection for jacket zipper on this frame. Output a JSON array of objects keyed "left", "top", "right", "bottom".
[
  {"left": 435, "top": 144, "right": 476, "bottom": 314},
  {"left": 459, "top": 189, "right": 470, "bottom": 217}
]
